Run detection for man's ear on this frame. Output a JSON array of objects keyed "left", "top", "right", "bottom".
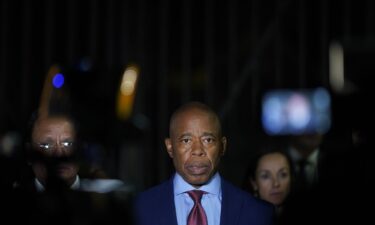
[
  {"left": 165, "top": 138, "right": 173, "bottom": 158},
  {"left": 220, "top": 136, "right": 227, "bottom": 156}
]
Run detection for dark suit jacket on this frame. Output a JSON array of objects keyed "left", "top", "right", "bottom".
[{"left": 134, "top": 176, "right": 275, "bottom": 225}]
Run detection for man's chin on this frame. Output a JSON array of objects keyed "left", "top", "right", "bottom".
[
  {"left": 56, "top": 169, "right": 75, "bottom": 180},
  {"left": 186, "top": 174, "right": 210, "bottom": 186}
]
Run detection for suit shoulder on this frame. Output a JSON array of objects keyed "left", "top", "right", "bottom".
[
  {"left": 134, "top": 179, "right": 171, "bottom": 203},
  {"left": 221, "top": 179, "right": 252, "bottom": 198},
  {"left": 222, "top": 179, "right": 274, "bottom": 210}
]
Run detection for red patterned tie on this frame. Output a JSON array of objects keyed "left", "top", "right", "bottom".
[{"left": 187, "top": 190, "right": 208, "bottom": 225}]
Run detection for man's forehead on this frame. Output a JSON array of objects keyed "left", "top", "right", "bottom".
[
  {"left": 34, "top": 116, "right": 72, "bottom": 128},
  {"left": 32, "top": 117, "right": 75, "bottom": 136}
]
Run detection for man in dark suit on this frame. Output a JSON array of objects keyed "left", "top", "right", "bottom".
[
  {"left": 11, "top": 111, "right": 134, "bottom": 225},
  {"left": 134, "top": 101, "right": 275, "bottom": 225}
]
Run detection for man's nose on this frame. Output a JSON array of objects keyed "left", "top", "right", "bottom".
[
  {"left": 191, "top": 140, "right": 205, "bottom": 156},
  {"left": 52, "top": 144, "right": 68, "bottom": 156}
]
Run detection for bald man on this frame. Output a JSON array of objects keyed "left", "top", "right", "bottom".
[{"left": 134, "top": 102, "right": 275, "bottom": 225}]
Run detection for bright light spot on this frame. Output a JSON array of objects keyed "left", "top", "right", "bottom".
[
  {"left": 52, "top": 73, "right": 64, "bottom": 88},
  {"left": 121, "top": 67, "right": 138, "bottom": 95},
  {"left": 286, "top": 94, "right": 311, "bottom": 130},
  {"left": 262, "top": 96, "right": 285, "bottom": 134},
  {"left": 261, "top": 88, "right": 331, "bottom": 135}
]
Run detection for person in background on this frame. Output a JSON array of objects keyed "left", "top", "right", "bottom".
[
  {"left": 285, "top": 133, "right": 323, "bottom": 193},
  {"left": 14, "top": 110, "right": 128, "bottom": 193},
  {"left": 282, "top": 132, "right": 354, "bottom": 225},
  {"left": 10, "top": 110, "right": 134, "bottom": 225},
  {"left": 243, "top": 140, "right": 294, "bottom": 223},
  {"left": 12, "top": 111, "right": 80, "bottom": 192},
  {"left": 134, "top": 101, "right": 275, "bottom": 225}
]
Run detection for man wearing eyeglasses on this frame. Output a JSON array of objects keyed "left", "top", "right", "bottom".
[
  {"left": 9, "top": 111, "right": 134, "bottom": 225},
  {"left": 27, "top": 113, "right": 81, "bottom": 191}
]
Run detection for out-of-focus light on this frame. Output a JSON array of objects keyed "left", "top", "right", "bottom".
[
  {"left": 121, "top": 67, "right": 138, "bottom": 95},
  {"left": 262, "top": 88, "right": 331, "bottom": 135},
  {"left": 312, "top": 88, "right": 331, "bottom": 110},
  {"left": 117, "top": 65, "right": 140, "bottom": 121},
  {"left": 52, "top": 73, "right": 64, "bottom": 88},
  {"left": 329, "top": 42, "right": 344, "bottom": 92},
  {"left": 262, "top": 96, "right": 285, "bottom": 135},
  {"left": 286, "top": 93, "right": 311, "bottom": 130}
]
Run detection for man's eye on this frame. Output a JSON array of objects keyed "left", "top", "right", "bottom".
[
  {"left": 203, "top": 137, "right": 214, "bottom": 143},
  {"left": 40, "top": 143, "right": 52, "bottom": 149},
  {"left": 62, "top": 141, "right": 73, "bottom": 147},
  {"left": 36, "top": 143, "right": 53, "bottom": 151}
]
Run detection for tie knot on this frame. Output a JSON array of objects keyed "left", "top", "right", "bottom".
[
  {"left": 187, "top": 190, "right": 205, "bottom": 202},
  {"left": 186, "top": 190, "right": 208, "bottom": 225}
]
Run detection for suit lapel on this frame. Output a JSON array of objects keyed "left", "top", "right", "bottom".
[
  {"left": 158, "top": 177, "right": 178, "bottom": 225},
  {"left": 220, "top": 180, "right": 241, "bottom": 225}
]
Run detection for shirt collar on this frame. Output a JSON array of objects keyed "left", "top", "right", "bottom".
[
  {"left": 35, "top": 175, "right": 80, "bottom": 192},
  {"left": 307, "top": 149, "right": 319, "bottom": 167},
  {"left": 289, "top": 146, "right": 319, "bottom": 166}
]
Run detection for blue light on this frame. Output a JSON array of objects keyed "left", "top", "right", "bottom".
[
  {"left": 53, "top": 73, "right": 64, "bottom": 88},
  {"left": 261, "top": 88, "right": 331, "bottom": 135}
]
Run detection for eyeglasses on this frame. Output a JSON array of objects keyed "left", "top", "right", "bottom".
[{"left": 32, "top": 141, "right": 75, "bottom": 152}]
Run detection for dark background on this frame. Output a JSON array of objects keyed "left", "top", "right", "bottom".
[{"left": 0, "top": 0, "right": 373, "bottom": 191}]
